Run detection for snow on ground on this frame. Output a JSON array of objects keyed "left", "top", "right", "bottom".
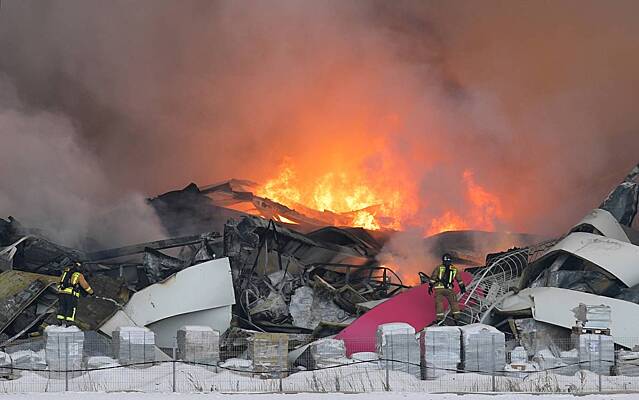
[
  {"left": 2, "top": 361, "right": 639, "bottom": 394},
  {"left": 2, "top": 393, "right": 639, "bottom": 400}
]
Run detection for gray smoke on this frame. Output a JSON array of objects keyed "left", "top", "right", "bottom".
[{"left": 0, "top": 0, "right": 638, "bottom": 244}]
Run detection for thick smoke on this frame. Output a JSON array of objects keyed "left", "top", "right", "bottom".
[
  {"left": 0, "top": 77, "right": 166, "bottom": 247},
  {"left": 0, "top": 0, "right": 638, "bottom": 248}
]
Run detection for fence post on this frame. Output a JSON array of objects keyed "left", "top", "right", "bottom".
[
  {"left": 598, "top": 335, "right": 602, "bottom": 393},
  {"left": 491, "top": 335, "right": 496, "bottom": 392},
  {"left": 385, "top": 340, "right": 390, "bottom": 392},
  {"left": 172, "top": 344, "right": 177, "bottom": 393},
  {"left": 65, "top": 336, "right": 69, "bottom": 392}
]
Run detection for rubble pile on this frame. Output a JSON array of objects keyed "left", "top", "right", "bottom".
[{"left": 0, "top": 162, "right": 637, "bottom": 381}]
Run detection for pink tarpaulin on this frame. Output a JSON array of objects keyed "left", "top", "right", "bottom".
[{"left": 335, "top": 272, "right": 474, "bottom": 356}]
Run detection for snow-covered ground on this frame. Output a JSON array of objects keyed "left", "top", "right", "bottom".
[
  {"left": 2, "top": 393, "right": 639, "bottom": 400},
  {"left": 2, "top": 361, "right": 639, "bottom": 394}
]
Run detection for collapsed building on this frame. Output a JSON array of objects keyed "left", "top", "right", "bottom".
[{"left": 0, "top": 163, "right": 637, "bottom": 380}]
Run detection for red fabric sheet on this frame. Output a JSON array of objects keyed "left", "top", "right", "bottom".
[{"left": 335, "top": 272, "right": 474, "bottom": 356}]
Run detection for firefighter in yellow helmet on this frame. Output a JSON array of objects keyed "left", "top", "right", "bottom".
[
  {"left": 428, "top": 253, "right": 466, "bottom": 324},
  {"left": 57, "top": 261, "right": 94, "bottom": 325}
]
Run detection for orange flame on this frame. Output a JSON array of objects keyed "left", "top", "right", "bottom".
[{"left": 258, "top": 162, "right": 505, "bottom": 236}]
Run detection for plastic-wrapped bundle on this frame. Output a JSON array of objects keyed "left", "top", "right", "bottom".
[
  {"left": 420, "top": 326, "right": 460, "bottom": 379},
  {"left": 376, "top": 323, "right": 420, "bottom": 379},
  {"left": 510, "top": 346, "right": 528, "bottom": 364},
  {"left": 9, "top": 350, "right": 46, "bottom": 371},
  {"left": 0, "top": 351, "right": 11, "bottom": 378},
  {"left": 534, "top": 348, "right": 578, "bottom": 376},
  {"left": 573, "top": 304, "right": 611, "bottom": 329},
  {"left": 351, "top": 352, "right": 380, "bottom": 370},
  {"left": 112, "top": 327, "right": 156, "bottom": 366},
  {"left": 615, "top": 350, "right": 639, "bottom": 376},
  {"left": 44, "top": 326, "right": 84, "bottom": 373},
  {"left": 177, "top": 326, "right": 220, "bottom": 365},
  {"left": 573, "top": 334, "right": 614, "bottom": 375},
  {"left": 247, "top": 332, "right": 288, "bottom": 374},
  {"left": 309, "top": 338, "right": 347, "bottom": 369},
  {"left": 459, "top": 324, "right": 505, "bottom": 373}
]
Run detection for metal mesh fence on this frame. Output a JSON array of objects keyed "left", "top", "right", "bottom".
[{"left": 1, "top": 329, "right": 638, "bottom": 394}]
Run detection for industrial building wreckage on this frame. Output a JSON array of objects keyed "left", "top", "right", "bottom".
[{"left": 0, "top": 163, "right": 637, "bottom": 372}]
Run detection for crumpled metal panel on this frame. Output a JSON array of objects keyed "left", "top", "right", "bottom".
[
  {"left": 99, "top": 258, "right": 236, "bottom": 343},
  {"left": 125, "top": 257, "right": 234, "bottom": 326},
  {"left": 600, "top": 164, "right": 639, "bottom": 227},
  {"left": 536, "top": 232, "right": 639, "bottom": 287},
  {"left": 572, "top": 208, "right": 631, "bottom": 243}
]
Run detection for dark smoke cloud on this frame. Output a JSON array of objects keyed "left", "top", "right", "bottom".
[{"left": 0, "top": 0, "right": 637, "bottom": 245}]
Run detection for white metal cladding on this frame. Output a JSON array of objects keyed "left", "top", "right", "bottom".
[
  {"left": 536, "top": 232, "right": 639, "bottom": 287},
  {"left": 525, "top": 287, "right": 639, "bottom": 349},
  {"left": 99, "top": 258, "right": 236, "bottom": 343},
  {"left": 571, "top": 208, "right": 630, "bottom": 243},
  {"left": 123, "top": 257, "right": 236, "bottom": 326}
]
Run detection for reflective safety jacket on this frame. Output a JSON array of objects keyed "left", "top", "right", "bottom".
[
  {"left": 58, "top": 269, "right": 94, "bottom": 297},
  {"left": 432, "top": 264, "right": 462, "bottom": 289}
]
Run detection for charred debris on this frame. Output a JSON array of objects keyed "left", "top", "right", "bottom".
[
  {"left": 0, "top": 180, "right": 409, "bottom": 346},
  {"left": 0, "top": 164, "right": 637, "bottom": 355}
]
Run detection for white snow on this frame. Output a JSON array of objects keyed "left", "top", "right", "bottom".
[
  {"left": 44, "top": 326, "right": 81, "bottom": 334},
  {"left": 1, "top": 393, "right": 639, "bottom": 400}
]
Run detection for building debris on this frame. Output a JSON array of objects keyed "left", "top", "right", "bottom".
[{"left": 0, "top": 162, "right": 638, "bottom": 381}]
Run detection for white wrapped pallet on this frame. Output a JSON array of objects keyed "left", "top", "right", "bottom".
[
  {"left": 309, "top": 338, "right": 347, "bottom": 369},
  {"left": 510, "top": 346, "right": 528, "bottom": 364},
  {"left": 351, "top": 352, "right": 380, "bottom": 370},
  {"left": 44, "top": 325, "right": 84, "bottom": 373},
  {"left": 177, "top": 326, "right": 220, "bottom": 365},
  {"left": 459, "top": 324, "right": 505, "bottom": 373},
  {"left": 573, "top": 334, "right": 614, "bottom": 375},
  {"left": 616, "top": 350, "right": 639, "bottom": 376},
  {"left": 10, "top": 350, "right": 46, "bottom": 371},
  {"left": 376, "top": 323, "right": 420, "bottom": 379},
  {"left": 112, "top": 327, "right": 155, "bottom": 366},
  {"left": 0, "top": 351, "right": 11, "bottom": 378},
  {"left": 420, "top": 326, "right": 461, "bottom": 379},
  {"left": 247, "top": 332, "right": 288, "bottom": 374}
]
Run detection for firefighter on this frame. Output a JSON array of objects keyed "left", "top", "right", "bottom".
[
  {"left": 428, "top": 253, "right": 466, "bottom": 324},
  {"left": 57, "top": 261, "right": 94, "bottom": 325}
]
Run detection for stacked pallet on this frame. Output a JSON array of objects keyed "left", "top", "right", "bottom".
[
  {"left": 376, "top": 323, "right": 420, "bottom": 379},
  {"left": 247, "top": 332, "right": 288, "bottom": 375},
  {"left": 309, "top": 338, "right": 348, "bottom": 369},
  {"left": 112, "top": 327, "right": 156, "bottom": 366},
  {"left": 44, "top": 325, "right": 84, "bottom": 373},
  {"left": 177, "top": 326, "right": 220, "bottom": 365},
  {"left": 420, "top": 326, "right": 461, "bottom": 379},
  {"left": 459, "top": 324, "right": 505, "bottom": 373}
]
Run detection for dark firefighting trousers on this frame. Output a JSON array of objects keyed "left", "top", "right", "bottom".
[
  {"left": 434, "top": 287, "right": 460, "bottom": 321},
  {"left": 57, "top": 293, "right": 78, "bottom": 323}
]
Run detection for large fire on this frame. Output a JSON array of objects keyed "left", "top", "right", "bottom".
[{"left": 257, "top": 161, "right": 505, "bottom": 236}]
